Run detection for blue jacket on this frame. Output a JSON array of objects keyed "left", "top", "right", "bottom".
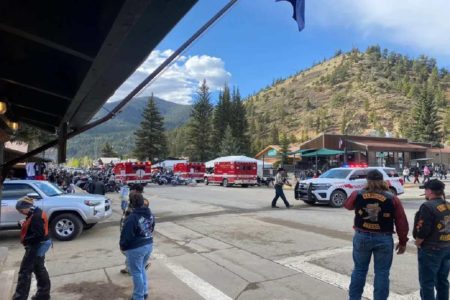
[{"left": 120, "top": 207, "right": 155, "bottom": 251}]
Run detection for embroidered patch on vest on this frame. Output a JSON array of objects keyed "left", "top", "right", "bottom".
[{"left": 362, "top": 193, "right": 387, "bottom": 202}]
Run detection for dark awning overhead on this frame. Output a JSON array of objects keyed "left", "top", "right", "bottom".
[{"left": 0, "top": 0, "right": 197, "bottom": 132}]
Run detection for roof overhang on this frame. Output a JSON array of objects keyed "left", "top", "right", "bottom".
[{"left": 0, "top": 0, "right": 197, "bottom": 132}]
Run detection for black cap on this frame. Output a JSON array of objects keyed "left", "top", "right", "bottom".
[
  {"left": 420, "top": 179, "right": 445, "bottom": 192},
  {"left": 367, "top": 169, "right": 383, "bottom": 181}
]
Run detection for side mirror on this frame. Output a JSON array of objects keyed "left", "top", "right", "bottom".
[{"left": 27, "top": 192, "right": 42, "bottom": 199}]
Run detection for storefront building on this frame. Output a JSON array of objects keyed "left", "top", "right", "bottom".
[{"left": 299, "top": 134, "right": 433, "bottom": 169}]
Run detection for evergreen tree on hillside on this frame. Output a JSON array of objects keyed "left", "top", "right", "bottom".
[
  {"left": 270, "top": 125, "right": 280, "bottom": 145},
  {"left": 133, "top": 95, "right": 167, "bottom": 162},
  {"left": 220, "top": 125, "right": 240, "bottom": 156},
  {"left": 101, "top": 142, "right": 118, "bottom": 157},
  {"left": 212, "top": 84, "right": 232, "bottom": 154},
  {"left": 411, "top": 86, "right": 441, "bottom": 145},
  {"left": 187, "top": 80, "right": 214, "bottom": 161},
  {"left": 230, "top": 88, "right": 250, "bottom": 155},
  {"left": 279, "top": 134, "right": 290, "bottom": 166}
]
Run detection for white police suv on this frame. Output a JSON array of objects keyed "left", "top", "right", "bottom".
[{"left": 294, "top": 167, "right": 404, "bottom": 208}]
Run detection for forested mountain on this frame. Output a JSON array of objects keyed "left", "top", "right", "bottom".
[
  {"left": 245, "top": 46, "right": 450, "bottom": 154},
  {"left": 67, "top": 97, "right": 191, "bottom": 158}
]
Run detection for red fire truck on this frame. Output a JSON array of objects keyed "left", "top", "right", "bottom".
[
  {"left": 113, "top": 161, "right": 152, "bottom": 185},
  {"left": 204, "top": 158, "right": 257, "bottom": 187},
  {"left": 173, "top": 162, "right": 206, "bottom": 182}
]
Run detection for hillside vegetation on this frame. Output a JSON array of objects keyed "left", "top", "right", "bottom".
[
  {"left": 245, "top": 46, "right": 450, "bottom": 154},
  {"left": 67, "top": 97, "right": 191, "bottom": 157}
]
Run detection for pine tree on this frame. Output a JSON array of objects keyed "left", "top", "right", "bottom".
[
  {"left": 133, "top": 95, "right": 168, "bottom": 162},
  {"left": 279, "top": 134, "right": 290, "bottom": 166},
  {"left": 212, "top": 84, "right": 232, "bottom": 155},
  {"left": 186, "top": 80, "right": 214, "bottom": 161},
  {"left": 220, "top": 125, "right": 240, "bottom": 156},
  {"left": 101, "top": 142, "right": 118, "bottom": 157},
  {"left": 411, "top": 86, "right": 441, "bottom": 145},
  {"left": 270, "top": 125, "right": 279, "bottom": 145},
  {"left": 230, "top": 88, "right": 250, "bottom": 155}
]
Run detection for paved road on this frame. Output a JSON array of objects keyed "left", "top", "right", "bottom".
[{"left": 0, "top": 183, "right": 440, "bottom": 299}]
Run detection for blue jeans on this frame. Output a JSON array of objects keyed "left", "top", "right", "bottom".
[
  {"left": 272, "top": 185, "right": 290, "bottom": 207},
  {"left": 126, "top": 243, "right": 153, "bottom": 300},
  {"left": 349, "top": 231, "right": 394, "bottom": 300},
  {"left": 418, "top": 247, "right": 450, "bottom": 300}
]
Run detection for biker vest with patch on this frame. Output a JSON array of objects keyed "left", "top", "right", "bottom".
[
  {"left": 354, "top": 190, "right": 395, "bottom": 233},
  {"left": 414, "top": 199, "right": 450, "bottom": 248}
]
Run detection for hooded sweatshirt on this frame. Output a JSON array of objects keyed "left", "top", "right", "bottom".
[{"left": 120, "top": 207, "right": 155, "bottom": 251}]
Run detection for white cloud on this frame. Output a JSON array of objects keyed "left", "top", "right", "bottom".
[
  {"left": 108, "top": 50, "right": 231, "bottom": 104},
  {"left": 313, "top": 0, "right": 450, "bottom": 56}
]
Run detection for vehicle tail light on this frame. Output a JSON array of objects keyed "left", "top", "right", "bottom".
[{"left": 399, "top": 178, "right": 404, "bottom": 186}]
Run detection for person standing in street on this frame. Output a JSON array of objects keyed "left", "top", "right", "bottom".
[
  {"left": 423, "top": 165, "right": 431, "bottom": 183},
  {"left": 413, "top": 179, "right": 450, "bottom": 300},
  {"left": 92, "top": 176, "right": 106, "bottom": 195},
  {"left": 13, "top": 197, "right": 52, "bottom": 300},
  {"left": 120, "top": 184, "right": 150, "bottom": 275},
  {"left": 414, "top": 168, "right": 421, "bottom": 184},
  {"left": 344, "top": 169, "right": 409, "bottom": 300},
  {"left": 271, "top": 167, "right": 291, "bottom": 208},
  {"left": 120, "top": 193, "right": 155, "bottom": 300},
  {"left": 403, "top": 166, "right": 411, "bottom": 182}
]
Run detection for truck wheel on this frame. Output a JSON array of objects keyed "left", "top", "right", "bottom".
[
  {"left": 242, "top": 184, "right": 249, "bottom": 188},
  {"left": 330, "top": 190, "right": 347, "bottom": 208},
  {"left": 204, "top": 178, "right": 209, "bottom": 185},
  {"left": 223, "top": 179, "right": 229, "bottom": 187},
  {"left": 50, "top": 213, "right": 83, "bottom": 241}
]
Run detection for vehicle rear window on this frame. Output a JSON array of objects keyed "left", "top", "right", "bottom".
[
  {"left": 2, "top": 184, "right": 37, "bottom": 199},
  {"left": 383, "top": 169, "right": 399, "bottom": 177}
]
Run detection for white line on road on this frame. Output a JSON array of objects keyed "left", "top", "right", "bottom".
[
  {"left": 276, "top": 247, "right": 420, "bottom": 300},
  {"left": 154, "top": 252, "right": 232, "bottom": 300}
]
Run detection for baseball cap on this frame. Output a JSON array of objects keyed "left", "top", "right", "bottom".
[
  {"left": 16, "top": 196, "right": 34, "bottom": 210},
  {"left": 367, "top": 169, "right": 383, "bottom": 181},
  {"left": 420, "top": 179, "right": 445, "bottom": 192}
]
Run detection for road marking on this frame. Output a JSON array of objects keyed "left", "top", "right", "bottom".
[
  {"left": 276, "top": 247, "right": 420, "bottom": 300},
  {"left": 154, "top": 252, "right": 232, "bottom": 300}
]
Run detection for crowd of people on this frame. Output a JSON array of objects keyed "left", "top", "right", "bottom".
[
  {"left": 8, "top": 163, "right": 450, "bottom": 300},
  {"left": 403, "top": 164, "right": 448, "bottom": 184}
]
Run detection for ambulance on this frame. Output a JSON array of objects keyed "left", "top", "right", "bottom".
[
  {"left": 113, "top": 161, "right": 152, "bottom": 185},
  {"left": 173, "top": 162, "right": 206, "bottom": 182},
  {"left": 204, "top": 156, "right": 258, "bottom": 187}
]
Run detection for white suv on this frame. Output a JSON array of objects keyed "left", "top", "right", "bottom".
[{"left": 294, "top": 167, "right": 404, "bottom": 208}]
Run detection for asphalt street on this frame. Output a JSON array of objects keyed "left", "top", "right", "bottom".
[{"left": 0, "top": 182, "right": 446, "bottom": 300}]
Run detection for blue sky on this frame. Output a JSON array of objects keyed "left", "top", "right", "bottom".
[{"left": 109, "top": 0, "right": 450, "bottom": 105}]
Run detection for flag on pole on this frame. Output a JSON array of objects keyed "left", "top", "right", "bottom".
[{"left": 276, "top": 0, "right": 305, "bottom": 31}]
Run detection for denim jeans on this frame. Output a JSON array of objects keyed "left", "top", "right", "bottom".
[
  {"left": 272, "top": 185, "right": 290, "bottom": 207},
  {"left": 349, "top": 231, "right": 394, "bottom": 300},
  {"left": 126, "top": 243, "right": 153, "bottom": 300},
  {"left": 418, "top": 247, "right": 450, "bottom": 300}
]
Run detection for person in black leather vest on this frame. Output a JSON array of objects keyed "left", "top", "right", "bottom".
[
  {"left": 345, "top": 169, "right": 409, "bottom": 300},
  {"left": 414, "top": 179, "right": 450, "bottom": 300}
]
